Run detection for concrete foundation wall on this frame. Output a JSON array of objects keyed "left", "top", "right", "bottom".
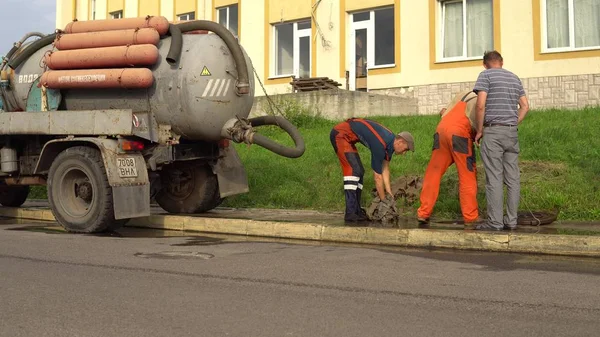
[
  {"left": 250, "top": 90, "right": 419, "bottom": 120},
  {"left": 372, "top": 73, "right": 600, "bottom": 115},
  {"left": 251, "top": 73, "right": 600, "bottom": 119}
]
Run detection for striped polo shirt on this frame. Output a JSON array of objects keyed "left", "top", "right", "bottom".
[{"left": 473, "top": 68, "right": 526, "bottom": 125}]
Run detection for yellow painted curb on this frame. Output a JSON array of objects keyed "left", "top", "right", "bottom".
[
  {"left": 2, "top": 207, "right": 600, "bottom": 257},
  {"left": 508, "top": 233, "right": 600, "bottom": 257},
  {"left": 406, "top": 229, "right": 510, "bottom": 253}
]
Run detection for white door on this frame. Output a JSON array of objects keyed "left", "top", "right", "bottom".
[
  {"left": 349, "top": 20, "right": 370, "bottom": 91},
  {"left": 294, "top": 27, "right": 311, "bottom": 78}
]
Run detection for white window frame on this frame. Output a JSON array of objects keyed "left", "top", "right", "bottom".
[
  {"left": 348, "top": 7, "right": 396, "bottom": 71},
  {"left": 177, "top": 12, "right": 195, "bottom": 21},
  {"left": 436, "top": 0, "right": 494, "bottom": 63},
  {"left": 217, "top": 4, "right": 239, "bottom": 36},
  {"left": 110, "top": 10, "right": 123, "bottom": 19},
  {"left": 540, "top": 0, "right": 600, "bottom": 53},
  {"left": 270, "top": 21, "right": 312, "bottom": 79}
]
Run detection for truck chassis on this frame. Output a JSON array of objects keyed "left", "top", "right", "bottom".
[{"left": 0, "top": 108, "right": 249, "bottom": 233}]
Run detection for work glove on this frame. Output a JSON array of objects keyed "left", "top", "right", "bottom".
[{"left": 371, "top": 195, "right": 399, "bottom": 222}]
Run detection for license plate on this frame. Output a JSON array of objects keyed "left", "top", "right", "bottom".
[{"left": 117, "top": 157, "right": 138, "bottom": 178}]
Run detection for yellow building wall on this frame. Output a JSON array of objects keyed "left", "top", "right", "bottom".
[
  {"left": 56, "top": 0, "right": 74, "bottom": 29},
  {"left": 315, "top": 0, "right": 344, "bottom": 87},
  {"left": 95, "top": 0, "right": 108, "bottom": 20},
  {"left": 125, "top": 0, "right": 137, "bottom": 17},
  {"left": 107, "top": 0, "right": 124, "bottom": 15},
  {"left": 138, "top": 0, "right": 160, "bottom": 16},
  {"left": 268, "top": 0, "right": 311, "bottom": 23},
  {"left": 160, "top": 0, "right": 174, "bottom": 20},
  {"left": 175, "top": 0, "right": 196, "bottom": 17},
  {"left": 55, "top": 0, "right": 600, "bottom": 97},
  {"left": 215, "top": 0, "right": 238, "bottom": 8},
  {"left": 76, "top": 0, "right": 89, "bottom": 20},
  {"left": 346, "top": 0, "right": 392, "bottom": 12}
]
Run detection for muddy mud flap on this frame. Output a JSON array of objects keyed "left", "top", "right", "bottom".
[
  {"left": 210, "top": 146, "right": 249, "bottom": 198},
  {"left": 35, "top": 137, "right": 151, "bottom": 220}
]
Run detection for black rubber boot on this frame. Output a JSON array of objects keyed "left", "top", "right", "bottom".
[
  {"left": 355, "top": 187, "right": 369, "bottom": 221},
  {"left": 344, "top": 189, "right": 359, "bottom": 222}
]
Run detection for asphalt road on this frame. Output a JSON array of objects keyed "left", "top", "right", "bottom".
[{"left": 1, "top": 219, "right": 600, "bottom": 337}]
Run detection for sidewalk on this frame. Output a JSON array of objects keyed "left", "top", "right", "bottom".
[{"left": 2, "top": 200, "right": 600, "bottom": 257}]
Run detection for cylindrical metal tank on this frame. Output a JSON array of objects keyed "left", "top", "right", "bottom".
[{"left": 10, "top": 33, "right": 255, "bottom": 142}]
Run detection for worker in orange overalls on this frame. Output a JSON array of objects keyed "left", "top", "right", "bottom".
[
  {"left": 330, "top": 118, "right": 414, "bottom": 224},
  {"left": 417, "top": 90, "right": 479, "bottom": 226}
]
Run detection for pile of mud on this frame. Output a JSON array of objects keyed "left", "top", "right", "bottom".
[{"left": 366, "top": 175, "right": 423, "bottom": 224}]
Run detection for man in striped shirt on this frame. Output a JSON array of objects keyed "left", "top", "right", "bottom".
[
  {"left": 330, "top": 118, "right": 415, "bottom": 224},
  {"left": 473, "top": 50, "right": 529, "bottom": 231}
]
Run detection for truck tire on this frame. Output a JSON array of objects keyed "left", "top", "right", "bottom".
[
  {"left": 0, "top": 185, "right": 30, "bottom": 207},
  {"left": 155, "top": 162, "right": 222, "bottom": 214},
  {"left": 47, "top": 146, "right": 117, "bottom": 233}
]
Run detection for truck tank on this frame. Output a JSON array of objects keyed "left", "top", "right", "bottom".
[
  {"left": 2, "top": 18, "right": 303, "bottom": 157},
  {"left": 9, "top": 24, "right": 254, "bottom": 142}
]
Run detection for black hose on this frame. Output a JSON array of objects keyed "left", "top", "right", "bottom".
[
  {"left": 8, "top": 33, "right": 56, "bottom": 70},
  {"left": 166, "top": 24, "right": 182, "bottom": 65},
  {"left": 248, "top": 116, "right": 305, "bottom": 159},
  {"left": 5, "top": 32, "right": 45, "bottom": 62},
  {"left": 5, "top": 46, "right": 18, "bottom": 61},
  {"left": 172, "top": 20, "right": 250, "bottom": 94}
]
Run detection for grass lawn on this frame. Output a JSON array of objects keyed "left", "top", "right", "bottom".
[
  {"left": 28, "top": 106, "right": 600, "bottom": 221},
  {"left": 221, "top": 106, "right": 600, "bottom": 221}
]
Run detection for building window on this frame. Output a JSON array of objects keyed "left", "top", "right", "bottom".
[
  {"left": 217, "top": 4, "right": 239, "bottom": 36},
  {"left": 438, "top": 0, "right": 493, "bottom": 61},
  {"left": 177, "top": 12, "right": 196, "bottom": 21},
  {"left": 110, "top": 10, "right": 123, "bottom": 19},
  {"left": 349, "top": 7, "right": 395, "bottom": 69},
  {"left": 543, "top": 0, "right": 600, "bottom": 52},
  {"left": 272, "top": 21, "right": 311, "bottom": 78}
]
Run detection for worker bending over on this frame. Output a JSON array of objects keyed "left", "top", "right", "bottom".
[
  {"left": 417, "top": 90, "right": 479, "bottom": 226},
  {"left": 330, "top": 118, "right": 415, "bottom": 223}
]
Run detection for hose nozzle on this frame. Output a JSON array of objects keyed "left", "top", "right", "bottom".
[{"left": 220, "top": 116, "right": 305, "bottom": 158}]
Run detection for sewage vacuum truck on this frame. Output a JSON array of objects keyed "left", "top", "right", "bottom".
[{"left": 0, "top": 16, "right": 305, "bottom": 233}]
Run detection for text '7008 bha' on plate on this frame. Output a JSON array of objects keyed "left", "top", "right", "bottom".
[{"left": 117, "top": 157, "right": 138, "bottom": 178}]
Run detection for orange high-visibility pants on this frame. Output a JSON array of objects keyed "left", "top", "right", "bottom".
[
  {"left": 417, "top": 101, "right": 478, "bottom": 222},
  {"left": 330, "top": 121, "right": 365, "bottom": 217}
]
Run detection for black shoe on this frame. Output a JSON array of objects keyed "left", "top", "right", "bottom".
[
  {"left": 344, "top": 213, "right": 369, "bottom": 227},
  {"left": 417, "top": 217, "right": 430, "bottom": 227},
  {"left": 357, "top": 208, "right": 370, "bottom": 221},
  {"left": 504, "top": 224, "right": 518, "bottom": 231},
  {"left": 474, "top": 223, "right": 503, "bottom": 231}
]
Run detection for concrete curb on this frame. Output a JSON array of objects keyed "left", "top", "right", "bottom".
[{"left": 2, "top": 207, "right": 600, "bottom": 257}]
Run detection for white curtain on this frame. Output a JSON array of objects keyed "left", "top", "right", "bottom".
[
  {"left": 546, "top": 0, "right": 570, "bottom": 48},
  {"left": 299, "top": 36, "right": 310, "bottom": 78},
  {"left": 466, "top": 0, "right": 493, "bottom": 57},
  {"left": 574, "top": 0, "right": 600, "bottom": 48},
  {"left": 275, "top": 24, "right": 294, "bottom": 76},
  {"left": 443, "top": 1, "right": 463, "bottom": 58}
]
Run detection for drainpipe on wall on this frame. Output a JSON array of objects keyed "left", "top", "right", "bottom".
[
  {"left": 71, "top": 0, "right": 77, "bottom": 20},
  {"left": 92, "top": 0, "right": 96, "bottom": 19}
]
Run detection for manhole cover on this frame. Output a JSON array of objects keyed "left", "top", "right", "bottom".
[
  {"left": 517, "top": 210, "right": 559, "bottom": 226},
  {"left": 134, "top": 251, "right": 214, "bottom": 260}
]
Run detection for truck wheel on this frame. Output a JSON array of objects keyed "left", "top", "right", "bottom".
[
  {"left": 0, "top": 185, "right": 30, "bottom": 207},
  {"left": 47, "top": 146, "right": 116, "bottom": 233},
  {"left": 155, "top": 163, "right": 222, "bottom": 214}
]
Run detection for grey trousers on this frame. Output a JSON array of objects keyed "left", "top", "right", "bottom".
[{"left": 480, "top": 126, "right": 520, "bottom": 228}]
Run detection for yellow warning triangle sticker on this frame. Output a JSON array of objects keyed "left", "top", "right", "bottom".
[{"left": 200, "top": 66, "right": 211, "bottom": 76}]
